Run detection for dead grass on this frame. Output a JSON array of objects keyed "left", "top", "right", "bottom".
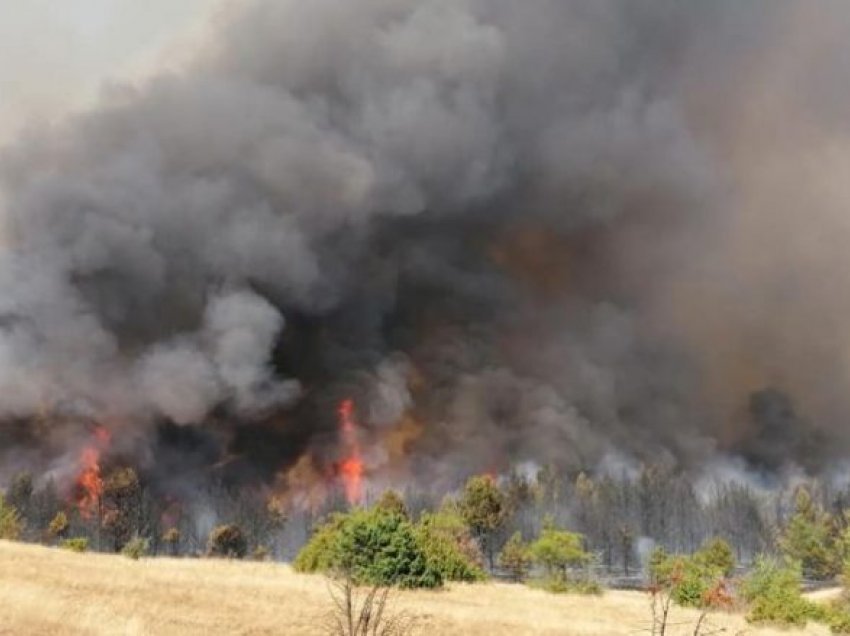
[{"left": 0, "top": 540, "right": 832, "bottom": 635}]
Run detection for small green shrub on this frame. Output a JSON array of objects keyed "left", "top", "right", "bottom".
[
  {"left": 206, "top": 524, "right": 248, "bottom": 559},
  {"left": 416, "top": 521, "right": 485, "bottom": 583},
  {"left": 570, "top": 579, "right": 603, "bottom": 595},
  {"left": 534, "top": 577, "right": 603, "bottom": 595},
  {"left": 499, "top": 532, "right": 531, "bottom": 582},
  {"left": 295, "top": 507, "right": 442, "bottom": 589},
  {"left": 293, "top": 513, "right": 347, "bottom": 573},
  {"left": 648, "top": 546, "right": 670, "bottom": 582},
  {"left": 162, "top": 527, "right": 180, "bottom": 556},
  {"left": 739, "top": 555, "right": 797, "bottom": 602},
  {"left": 48, "top": 511, "right": 69, "bottom": 540},
  {"left": 60, "top": 537, "right": 89, "bottom": 553},
  {"left": 694, "top": 537, "right": 736, "bottom": 576},
  {"left": 529, "top": 527, "right": 590, "bottom": 580},
  {"left": 779, "top": 488, "right": 842, "bottom": 580},
  {"left": 419, "top": 508, "right": 484, "bottom": 570},
  {"left": 121, "top": 536, "right": 150, "bottom": 560},
  {"left": 823, "top": 569, "right": 850, "bottom": 634},
  {"left": 296, "top": 501, "right": 485, "bottom": 589},
  {"left": 673, "top": 560, "right": 712, "bottom": 607},
  {"left": 333, "top": 508, "right": 441, "bottom": 589},
  {"left": 251, "top": 545, "right": 270, "bottom": 561},
  {"left": 650, "top": 540, "right": 742, "bottom": 610},
  {"left": 374, "top": 490, "right": 408, "bottom": 518},
  {"left": 741, "top": 556, "right": 822, "bottom": 626},
  {"left": 0, "top": 494, "right": 22, "bottom": 540},
  {"left": 826, "top": 606, "right": 850, "bottom": 634},
  {"left": 162, "top": 527, "right": 180, "bottom": 544},
  {"left": 746, "top": 593, "right": 821, "bottom": 626},
  {"left": 526, "top": 526, "right": 599, "bottom": 595}
]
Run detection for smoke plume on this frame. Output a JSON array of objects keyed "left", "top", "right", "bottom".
[{"left": 1, "top": 0, "right": 850, "bottom": 494}]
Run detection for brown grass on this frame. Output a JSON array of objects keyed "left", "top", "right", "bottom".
[{"left": 0, "top": 540, "right": 831, "bottom": 635}]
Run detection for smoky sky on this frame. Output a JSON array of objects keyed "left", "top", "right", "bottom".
[{"left": 1, "top": 0, "right": 850, "bottom": 489}]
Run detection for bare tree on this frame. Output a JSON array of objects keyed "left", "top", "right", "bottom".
[
  {"left": 647, "top": 582, "right": 676, "bottom": 636},
  {"left": 644, "top": 571, "right": 736, "bottom": 636},
  {"left": 324, "top": 572, "right": 416, "bottom": 636}
]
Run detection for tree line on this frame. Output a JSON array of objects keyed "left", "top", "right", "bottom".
[{"left": 2, "top": 462, "right": 850, "bottom": 583}]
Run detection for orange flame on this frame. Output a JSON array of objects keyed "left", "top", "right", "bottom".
[
  {"left": 337, "top": 399, "right": 364, "bottom": 505},
  {"left": 74, "top": 426, "right": 111, "bottom": 519}
]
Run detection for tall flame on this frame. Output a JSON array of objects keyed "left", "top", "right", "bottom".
[
  {"left": 74, "top": 426, "right": 111, "bottom": 519},
  {"left": 337, "top": 399, "right": 364, "bottom": 505}
]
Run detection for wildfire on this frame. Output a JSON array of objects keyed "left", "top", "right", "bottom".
[
  {"left": 275, "top": 454, "right": 329, "bottom": 512},
  {"left": 74, "top": 426, "right": 111, "bottom": 519},
  {"left": 337, "top": 398, "right": 364, "bottom": 505}
]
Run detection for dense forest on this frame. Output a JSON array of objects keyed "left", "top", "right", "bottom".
[{"left": 3, "top": 463, "right": 848, "bottom": 586}]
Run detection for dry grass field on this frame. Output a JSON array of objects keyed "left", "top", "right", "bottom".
[{"left": 0, "top": 540, "right": 833, "bottom": 636}]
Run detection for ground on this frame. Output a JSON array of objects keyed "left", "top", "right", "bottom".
[{"left": 0, "top": 541, "right": 835, "bottom": 635}]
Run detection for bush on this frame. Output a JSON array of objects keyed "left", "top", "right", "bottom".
[
  {"left": 648, "top": 546, "right": 669, "bottom": 582},
  {"left": 650, "top": 547, "right": 728, "bottom": 609},
  {"left": 672, "top": 559, "right": 715, "bottom": 608},
  {"left": 532, "top": 576, "right": 603, "bottom": 595},
  {"left": 571, "top": 579, "right": 604, "bottom": 595},
  {"left": 529, "top": 527, "right": 590, "bottom": 580},
  {"left": 779, "top": 488, "right": 841, "bottom": 580},
  {"left": 821, "top": 562, "right": 850, "bottom": 633},
  {"left": 296, "top": 503, "right": 485, "bottom": 589},
  {"left": 694, "top": 537, "right": 736, "bottom": 576},
  {"left": 162, "top": 527, "right": 180, "bottom": 556},
  {"left": 60, "top": 537, "right": 89, "bottom": 553},
  {"left": 827, "top": 606, "right": 850, "bottom": 634},
  {"left": 746, "top": 590, "right": 821, "bottom": 626},
  {"left": 252, "top": 545, "right": 271, "bottom": 561},
  {"left": 207, "top": 524, "right": 248, "bottom": 559},
  {"left": 334, "top": 508, "right": 441, "bottom": 589},
  {"left": 416, "top": 520, "right": 485, "bottom": 583},
  {"left": 0, "top": 494, "right": 22, "bottom": 540},
  {"left": 739, "top": 555, "right": 798, "bottom": 603},
  {"left": 374, "top": 490, "right": 408, "bottom": 519},
  {"left": 419, "top": 507, "right": 484, "bottom": 570},
  {"left": 296, "top": 508, "right": 441, "bottom": 589},
  {"left": 48, "top": 511, "right": 69, "bottom": 540},
  {"left": 294, "top": 514, "right": 347, "bottom": 573},
  {"left": 121, "top": 536, "right": 150, "bottom": 560},
  {"left": 499, "top": 532, "right": 531, "bottom": 582},
  {"left": 741, "top": 556, "right": 822, "bottom": 626},
  {"left": 528, "top": 526, "right": 598, "bottom": 595}
]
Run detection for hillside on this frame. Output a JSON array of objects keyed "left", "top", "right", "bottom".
[{"left": 0, "top": 541, "right": 834, "bottom": 636}]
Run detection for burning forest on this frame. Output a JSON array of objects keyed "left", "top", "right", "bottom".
[{"left": 2, "top": 0, "right": 850, "bottom": 568}]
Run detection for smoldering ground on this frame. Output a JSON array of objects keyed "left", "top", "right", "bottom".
[{"left": 1, "top": 0, "right": 850, "bottom": 495}]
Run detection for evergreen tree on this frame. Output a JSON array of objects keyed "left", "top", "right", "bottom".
[
  {"left": 499, "top": 531, "right": 531, "bottom": 582},
  {"left": 458, "top": 475, "right": 508, "bottom": 570},
  {"left": 779, "top": 487, "right": 841, "bottom": 579}
]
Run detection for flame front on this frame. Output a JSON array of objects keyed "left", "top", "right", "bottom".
[
  {"left": 74, "top": 427, "right": 110, "bottom": 518},
  {"left": 337, "top": 399, "right": 364, "bottom": 505}
]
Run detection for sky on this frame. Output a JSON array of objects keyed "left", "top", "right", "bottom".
[{"left": 0, "top": 0, "right": 220, "bottom": 144}]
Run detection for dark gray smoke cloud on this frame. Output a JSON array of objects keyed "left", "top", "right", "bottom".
[{"left": 1, "top": 0, "right": 849, "bottom": 490}]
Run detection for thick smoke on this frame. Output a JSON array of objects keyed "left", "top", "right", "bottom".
[{"left": 1, "top": 0, "right": 849, "bottom": 492}]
